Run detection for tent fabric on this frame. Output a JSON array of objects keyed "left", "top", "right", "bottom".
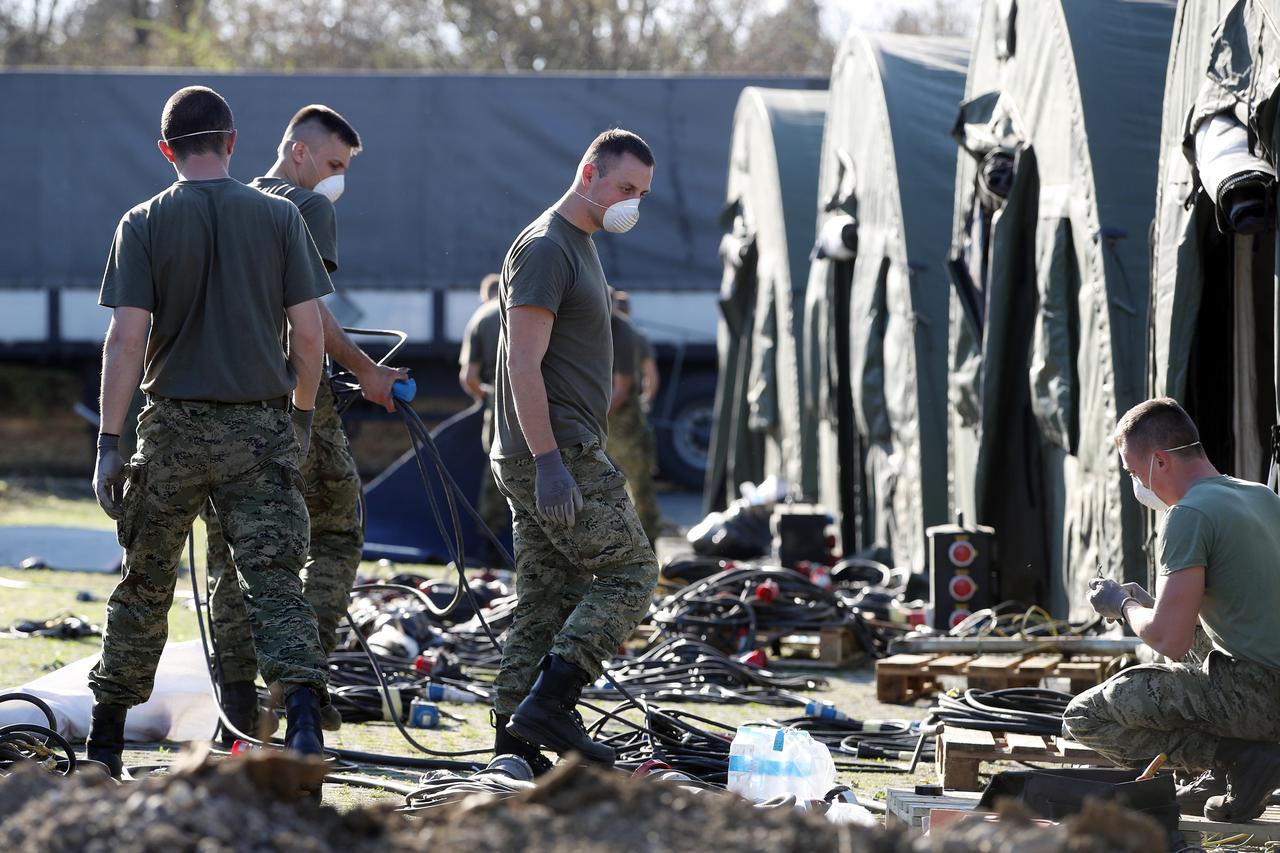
[
  {"left": 0, "top": 72, "right": 821, "bottom": 295},
  {"left": 1152, "top": 0, "right": 1280, "bottom": 501},
  {"left": 801, "top": 32, "right": 968, "bottom": 573},
  {"left": 705, "top": 88, "right": 828, "bottom": 510},
  {"left": 949, "top": 0, "right": 1175, "bottom": 616}
]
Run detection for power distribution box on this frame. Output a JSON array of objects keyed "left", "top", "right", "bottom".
[
  {"left": 926, "top": 518, "right": 997, "bottom": 631},
  {"left": 771, "top": 504, "right": 833, "bottom": 568}
]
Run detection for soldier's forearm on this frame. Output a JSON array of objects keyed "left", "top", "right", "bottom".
[
  {"left": 510, "top": 364, "right": 557, "bottom": 456},
  {"left": 320, "top": 302, "right": 378, "bottom": 376},
  {"left": 286, "top": 301, "right": 325, "bottom": 410},
  {"left": 99, "top": 328, "right": 146, "bottom": 435},
  {"left": 609, "top": 374, "right": 633, "bottom": 416}
]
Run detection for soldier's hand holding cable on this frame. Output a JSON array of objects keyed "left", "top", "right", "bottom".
[
  {"left": 291, "top": 407, "right": 314, "bottom": 459},
  {"left": 1089, "top": 577, "right": 1137, "bottom": 622},
  {"left": 534, "top": 450, "right": 583, "bottom": 527},
  {"left": 93, "top": 433, "right": 126, "bottom": 520}
]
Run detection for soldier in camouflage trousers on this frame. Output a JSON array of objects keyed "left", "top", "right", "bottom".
[
  {"left": 607, "top": 391, "right": 661, "bottom": 542},
  {"left": 490, "top": 440, "right": 657, "bottom": 716},
  {"left": 1065, "top": 397, "right": 1280, "bottom": 823},
  {"left": 90, "top": 399, "right": 328, "bottom": 709},
  {"left": 207, "top": 378, "right": 362, "bottom": 683}
]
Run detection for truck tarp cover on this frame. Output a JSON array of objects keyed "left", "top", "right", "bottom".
[
  {"left": 0, "top": 72, "right": 821, "bottom": 293},
  {"left": 802, "top": 32, "right": 968, "bottom": 573},
  {"left": 1152, "top": 0, "right": 1280, "bottom": 501},
  {"left": 706, "top": 87, "right": 827, "bottom": 510},
  {"left": 948, "top": 0, "right": 1174, "bottom": 616}
]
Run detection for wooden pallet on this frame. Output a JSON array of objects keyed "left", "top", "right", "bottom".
[
  {"left": 769, "top": 626, "right": 863, "bottom": 669},
  {"left": 936, "top": 727, "right": 1115, "bottom": 791},
  {"left": 875, "top": 651, "right": 1113, "bottom": 703}
]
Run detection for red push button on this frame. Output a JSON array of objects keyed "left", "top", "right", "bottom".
[
  {"left": 949, "top": 575, "right": 976, "bottom": 602},
  {"left": 949, "top": 609, "right": 971, "bottom": 628},
  {"left": 948, "top": 540, "right": 976, "bottom": 567}
]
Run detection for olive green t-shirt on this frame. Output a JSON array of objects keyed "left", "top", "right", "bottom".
[
  {"left": 1160, "top": 475, "right": 1280, "bottom": 669},
  {"left": 460, "top": 299, "right": 502, "bottom": 386},
  {"left": 98, "top": 178, "right": 333, "bottom": 402},
  {"left": 493, "top": 210, "right": 612, "bottom": 459},
  {"left": 249, "top": 177, "right": 339, "bottom": 272},
  {"left": 611, "top": 313, "right": 640, "bottom": 387}
]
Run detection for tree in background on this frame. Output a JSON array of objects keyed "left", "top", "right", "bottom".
[
  {"left": 886, "top": 0, "right": 975, "bottom": 37},
  {"left": 0, "top": 0, "right": 840, "bottom": 72}
]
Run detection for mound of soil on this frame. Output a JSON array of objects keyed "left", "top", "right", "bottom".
[{"left": 0, "top": 749, "right": 1165, "bottom": 853}]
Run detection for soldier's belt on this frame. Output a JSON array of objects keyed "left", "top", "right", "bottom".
[{"left": 147, "top": 395, "right": 290, "bottom": 411}]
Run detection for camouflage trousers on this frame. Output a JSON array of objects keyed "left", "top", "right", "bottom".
[
  {"left": 476, "top": 403, "right": 511, "bottom": 551},
  {"left": 608, "top": 397, "right": 661, "bottom": 542},
  {"left": 1064, "top": 646, "right": 1280, "bottom": 772},
  {"left": 490, "top": 441, "right": 658, "bottom": 715},
  {"left": 89, "top": 398, "right": 327, "bottom": 707},
  {"left": 207, "top": 381, "right": 363, "bottom": 682}
]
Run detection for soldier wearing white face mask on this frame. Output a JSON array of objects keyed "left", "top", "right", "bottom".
[
  {"left": 1064, "top": 396, "right": 1280, "bottom": 824},
  {"left": 488, "top": 129, "right": 660, "bottom": 772},
  {"left": 203, "top": 104, "right": 409, "bottom": 742}
]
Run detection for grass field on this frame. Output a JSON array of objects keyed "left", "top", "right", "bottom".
[{"left": 0, "top": 476, "right": 942, "bottom": 811}]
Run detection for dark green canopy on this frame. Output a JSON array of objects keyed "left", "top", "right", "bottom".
[
  {"left": 706, "top": 88, "right": 828, "bottom": 511},
  {"left": 948, "top": 0, "right": 1175, "bottom": 615},
  {"left": 801, "top": 32, "right": 968, "bottom": 572},
  {"left": 1152, "top": 0, "right": 1280, "bottom": 504}
]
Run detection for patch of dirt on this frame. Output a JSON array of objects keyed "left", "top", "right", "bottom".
[{"left": 0, "top": 749, "right": 1167, "bottom": 853}]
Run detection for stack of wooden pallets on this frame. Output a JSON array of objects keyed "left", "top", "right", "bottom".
[{"left": 875, "top": 651, "right": 1115, "bottom": 703}]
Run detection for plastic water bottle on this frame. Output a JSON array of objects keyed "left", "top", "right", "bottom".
[{"left": 727, "top": 724, "right": 836, "bottom": 802}]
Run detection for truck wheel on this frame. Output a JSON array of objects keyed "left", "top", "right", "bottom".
[{"left": 655, "top": 371, "right": 717, "bottom": 490}]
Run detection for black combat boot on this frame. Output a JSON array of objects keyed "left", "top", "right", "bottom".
[
  {"left": 1175, "top": 768, "right": 1227, "bottom": 815},
  {"left": 283, "top": 686, "right": 325, "bottom": 759},
  {"left": 507, "top": 654, "right": 615, "bottom": 765},
  {"left": 218, "top": 680, "right": 261, "bottom": 747},
  {"left": 493, "top": 710, "right": 554, "bottom": 776},
  {"left": 1205, "top": 739, "right": 1280, "bottom": 821},
  {"left": 86, "top": 702, "right": 127, "bottom": 779}
]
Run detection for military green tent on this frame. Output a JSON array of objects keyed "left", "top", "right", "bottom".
[
  {"left": 948, "top": 0, "right": 1175, "bottom": 615},
  {"left": 1152, "top": 0, "right": 1280, "bottom": 505},
  {"left": 801, "top": 32, "right": 968, "bottom": 574},
  {"left": 706, "top": 88, "right": 828, "bottom": 511}
]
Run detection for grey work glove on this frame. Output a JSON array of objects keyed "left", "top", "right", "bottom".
[
  {"left": 291, "top": 407, "right": 314, "bottom": 460},
  {"left": 1122, "top": 582, "right": 1156, "bottom": 609},
  {"left": 534, "top": 450, "right": 584, "bottom": 528},
  {"left": 1089, "top": 578, "right": 1137, "bottom": 622},
  {"left": 93, "top": 433, "right": 126, "bottom": 520}
]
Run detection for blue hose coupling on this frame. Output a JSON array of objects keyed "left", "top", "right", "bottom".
[{"left": 392, "top": 378, "right": 417, "bottom": 402}]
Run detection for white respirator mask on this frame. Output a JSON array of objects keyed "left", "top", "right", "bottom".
[
  {"left": 313, "top": 173, "right": 345, "bottom": 204},
  {"left": 1131, "top": 441, "right": 1200, "bottom": 513},
  {"left": 575, "top": 191, "right": 641, "bottom": 234}
]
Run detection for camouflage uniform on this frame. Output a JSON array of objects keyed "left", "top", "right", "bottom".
[
  {"left": 490, "top": 441, "right": 658, "bottom": 715},
  {"left": 206, "top": 378, "right": 363, "bottom": 677},
  {"left": 89, "top": 398, "right": 327, "bottom": 707},
  {"left": 607, "top": 393, "right": 661, "bottom": 541},
  {"left": 1064, "top": 643, "right": 1280, "bottom": 772}
]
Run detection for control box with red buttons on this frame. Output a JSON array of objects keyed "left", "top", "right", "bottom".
[{"left": 925, "top": 518, "right": 997, "bottom": 631}]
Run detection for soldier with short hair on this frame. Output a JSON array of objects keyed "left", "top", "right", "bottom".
[
  {"left": 490, "top": 129, "right": 660, "bottom": 771},
  {"left": 88, "top": 86, "right": 332, "bottom": 783},
  {"left": 203, "top": 104, "right": 406, "bottom": 741},
  {"left": 1067, "top": 396, "right": 1280, "bottom": 823},
  {"left": 459, "top": 272, "right": 510, "bottom": 563}
]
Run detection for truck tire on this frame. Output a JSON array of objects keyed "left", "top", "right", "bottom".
[{"left": 654, "top": 370, "right": 718, "bottom": 490}]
